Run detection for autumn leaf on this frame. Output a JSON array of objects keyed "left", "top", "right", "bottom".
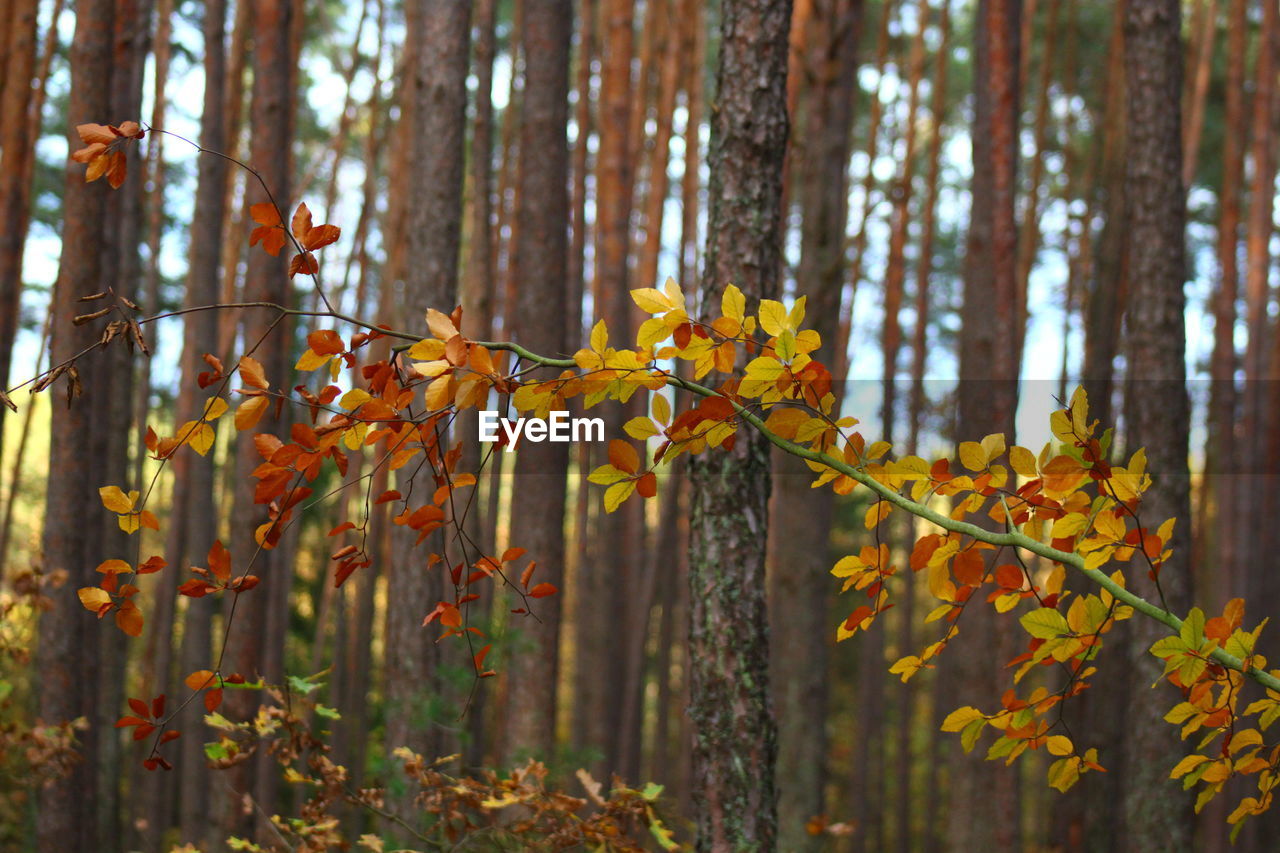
[
  {"left": 248, "top": 203, "right": 287, "bottom": 255},
  {"left": 287, "top": 203, "right": 340, "bottom": 277},
  {"left": 71, "top": 121, "right": 144, "bottom": 189}
]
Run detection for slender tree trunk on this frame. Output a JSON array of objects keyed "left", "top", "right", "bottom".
[
  {"left": 578, "top": 0, "right": 634, "bottom": 777},
  {"left": 688, "top": 0, "right": 791, "bottom": 848},
  {"left": 837, "top": 0, "right": 895, "bottom": 377},
  {"left": 222, "top": 0, "right": 293, "bottom": 839},
  {"left": 501, "top": 0, "right": 571, "bottom": 763},
  {"left": 0, "top": 0, "right": 39, "bottom": 434},
  {"left": 383, "top": 0, "right": 471, "bottom": 802},
  {"left": 1240, "top": 0, "right": 1278, "bottom": 608},
  {"left": 1080, "top": 1, "right": 1127, "bottom": 433},
  {"left": 950, "top": 2, "right": 1022, "bottom": 852},
  {"left": 37, "top": 0, "right": 118, "bottom": 848},
  {"left": 171, "top": 1, "right": 228, "bottom": 847},
  {"left": 769, "top": 1, "right": 860, "bottom": 849},
  {"left": 1120, "top": 2, "right": 1193, "bottom": 851},
  {"left": 1181, "top": 0, "right": 1216, "bottom": 190},
  {"left": 1204, "top": 0, "right": 1245, "bottom": 601}
]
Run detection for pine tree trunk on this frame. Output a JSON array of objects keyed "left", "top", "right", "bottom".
[
  {"left": 950, "top": 1, "right": 1022, "bottom": 851},
  {"left": 221, "top": 0, "right": 293, "bottom": 839},
  {"left": 770, "top": 1, "right": 860, "bottom": 848},
  {"left": 501, "top": 0, "right": 571, "bottom": 763},
  {"left": 0, "top": 0, "right": 39, "bottom": 432},
  {"left": 688, "top": 0, "right": 791, "bottom": 848},
  {"left": 37, "top": 0, "right": 117, "bottom": 848},
  {"left": 1120, "top": 1, "right": 1194, "bottom": 850},
  {"left": 384, "top": 2, "right": 471, "bottom": 831}
]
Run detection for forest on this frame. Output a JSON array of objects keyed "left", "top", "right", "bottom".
[{"left": 2, "top": 0, "right": 1280, "bottom": 850}]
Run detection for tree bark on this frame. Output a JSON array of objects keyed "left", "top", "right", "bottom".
[
  {"left": 221, "top": 0, "right": 293, "bottom": 840},
  {"left": 1120, "top": 1, "right": 1194, "bottom": 850},
  {"left": 770, "top": 0, "right": 860, "bottom": 848},
  {"left": 383, "top": 0, "right": 472, "bottom": 800},
  {"left": 501, "top": 0, "right": 571, "bottom": 763},
  {"left": 37, "top": 0, "right": 118, "bottom": 848},
  {"left": 688, "top": 0, "right": 791, "bottom": 848},
  {"left": 950, "top": 1, "right": 1022, "bottom": 851}
]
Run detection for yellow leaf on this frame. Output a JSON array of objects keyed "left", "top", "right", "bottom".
[
  {"left": 78, "top": 587, "right": 112, "bottom": 612},
  {"left": 941, "top": 706, "right": 984, "bottom": 733},
  {"left": 637, "top": 317, "right": 671, "bottom": 348},
  {"left": 959, "top": 441, "right": 987, "bottom": 471},
  {"left": 663, "top": 276, "right": 683, "bottom": 307},
  {"left": 651, "top": 392, "right": 671, "bottom": 425},
  {"left": 980, "top": 432, "right": 1006, "bottom": 464},
  {"left": 624, "top": 417, "right": 659, "bottom": 441},
  {"left": 295, "top": 348, "right": 328, "bottom": 371},
  {"left": 744, "top": 356, "right": 785, "bottom": 382},
  {"left": 1051, "top": 513, "right": 1089, "bottom": 539},
  {"left": 722, "top": 283, "right": 745, "bottom": 322},
  {"left": 1009, "top": 445, "right": 1037, "bottom": 478},
  {"left": 340, "top": 388, "right": 373, "bottom": 409},
  {"left": 1046, "top": 735, "right": 1073, "bottom": 756},
  {"left": 407, "top": 338, "right": 445, "bottom": 360},
  {"left": 201, "top": 397, "right": 229, "bottom": 421},
  {"left": 425, "top": 375, "right": 453, "bottom": 410},
  {"left": 631, "top": 287, "right": 673, "bottom": 313},
  {"left": 787, "top": 295, "right": 806, "bottom": 330},
  {"left": 413, "top": 360, "right": 450, "bottom": 379},
  {"left": 604, "top": 480, "right": 635, "bottom": 513},
  {"left": 99, "top": 485, "right": 135, "bottom": 513},
  {"left": 758, "top": 299, "right": 787, "bottom": 336},
  {"left": 590, "top": 319, "right": 608, "bottom": 352},
  {"left": 118, "top": 513, "right": 141, "bottom": 534},
  {"left": 187, "top": 422, "right": 216, "bottom": 456}
]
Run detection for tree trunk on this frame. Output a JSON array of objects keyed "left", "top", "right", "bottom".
[
  {"left": 501, "top": 0, "right": 571, "bottom": 763},
  {"left": 1120, "top": 1, "right": 1194, "bottom": 850},
  {"left": 688, "top": 0, "right": 791, "bottom": 848},
  {"left": 0, "top": 0, "right": 39, "bottom": 435},
  {"left": 37, "top": 0, "right": 117, "bottom": 849},
  {"left": 383, "top": 0, "right": 471, "bottom": 799},
  {"left": 950, "top": 1, "right": 1022, "bottom": 851},
  {"left": 770, "top": 1, "right": 860, "bottom": 849},
  {"left": 222, "top": 0, "right": 293, "bottom": 840},
  {"left": 173, "top": 1, "right": 228, "bottom": 847}
]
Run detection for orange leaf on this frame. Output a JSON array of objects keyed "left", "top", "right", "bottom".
[
  {"left": 235, "top": 396, "right": 269, "bottom": 431},
  {"left": 520, "top": 561, "right": 537, "bottom": 589},
  {"left": 529, "top": 583, "right": 557, "bottom": 599},
  {"left": 184, "top": 670, "right": 215, "bottom": 690},
  {"left": 208, "top": 540, "right": 230, "bottom": 581},
  {"left": 307, "top": 329, "right": 344, "bottom": 356},
  {"left": 608, "top": 439, "right": 640, "bottom": 474},
  {"left": 637, "top": 472, "right": 658, "bottom": 498},
  {"left": 288, "top": 252, "right": 319, "bottom": 278},
  {"left": 78, "top": 586, "right": 112, "bottom": 612},
  {"left": 115, "top": 601, "right": 143, "bottom": 637},
  {"left": 204, "top": 687, "right": 223, "bottom": 712},
  {"left": 953, "top": 549, "right": 986, "bottom": 587},
  {"left": 249, "top": 203, "right": 287, "bottom": 255},
  {"left": 238, "top": 357, "right": 268, "bottom": 390}
]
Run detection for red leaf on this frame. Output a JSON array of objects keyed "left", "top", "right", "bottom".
[
  {"left": 128, "top": 697, "right": 149, "bottom": 718},
  {"left": 529, "top": 583, "right": 557, "bottom": 599}
]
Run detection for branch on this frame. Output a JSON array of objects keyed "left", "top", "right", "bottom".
[{"left": 473, "top": 338, "right": 1280, "bottom": 696}]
